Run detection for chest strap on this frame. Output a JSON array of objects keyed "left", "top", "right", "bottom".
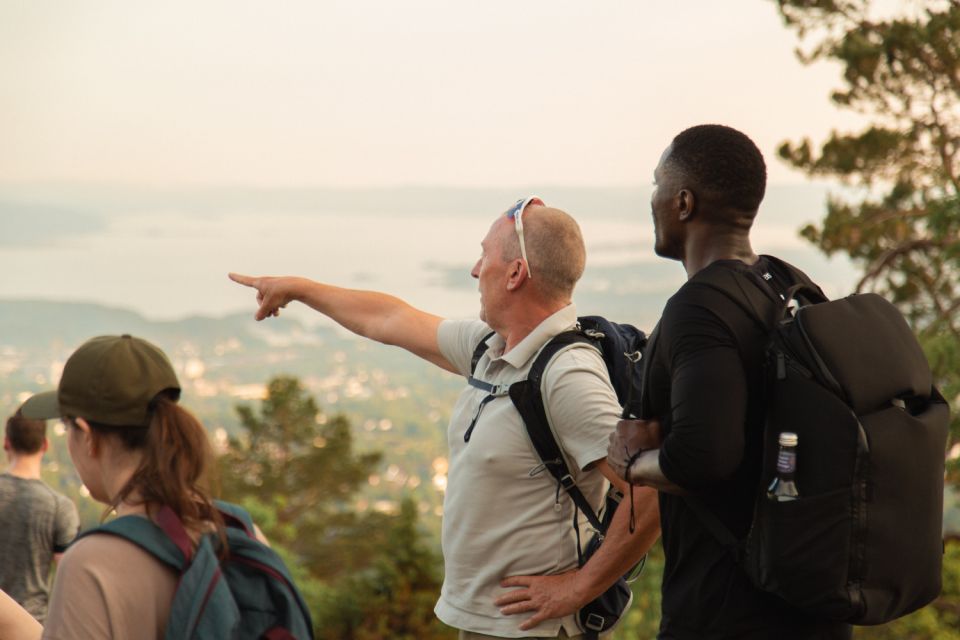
[{"left": 467, "top": 376, "right": 512, "bottom": 397}]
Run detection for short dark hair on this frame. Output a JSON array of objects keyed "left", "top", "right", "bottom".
[
  {"left": 6, "top": 411, "right": 46, "bottom": 454},
  {"left": 667, "top": 124, "right": 767, "bottom": 213}
]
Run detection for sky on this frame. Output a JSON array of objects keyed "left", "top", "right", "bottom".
[
  {"left": 0, "top": 1, "right": 876, "bottom": 321},
  {"left": 0, "top": 0, "right": 866, "bottom": 189}
]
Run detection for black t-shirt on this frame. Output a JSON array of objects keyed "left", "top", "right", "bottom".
[{"left": 643, "top": 257, "right": 852, "bottom": 640}]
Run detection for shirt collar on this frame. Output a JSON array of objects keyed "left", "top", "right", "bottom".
[{"left": 498, "top": 304, "right": 578, "bottom": 369}]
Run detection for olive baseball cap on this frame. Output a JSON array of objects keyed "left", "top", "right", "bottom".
[{"left": 21, "top": 334, "right": 181, "bottom": 427}]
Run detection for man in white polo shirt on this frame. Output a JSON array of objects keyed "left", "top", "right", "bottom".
[{"left": 229, "top": 197, "right": 660, "bottom": 639}]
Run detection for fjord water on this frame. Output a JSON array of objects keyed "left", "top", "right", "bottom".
[{"left": 0, "top": 184, "right": 856, "bottom": 328}]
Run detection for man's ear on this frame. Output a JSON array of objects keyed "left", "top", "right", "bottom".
[
  {"left": 676, "top": 188, "right": 696, "bottom": 222},
  {"left": 505, "top": 258, "right": 528, "bottom": 291}
]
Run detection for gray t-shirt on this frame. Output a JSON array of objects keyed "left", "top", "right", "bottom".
[{"left": 0, "top": 473, "right": 80, "bottom": 622}]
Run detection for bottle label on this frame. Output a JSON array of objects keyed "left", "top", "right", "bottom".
[{"left": 776, "top": 450, "right": 796, "bottom": 474}]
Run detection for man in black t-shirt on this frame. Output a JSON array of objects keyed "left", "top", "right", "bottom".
[{"left": 606, "top": 125, "right": 852, "bottom": 639}]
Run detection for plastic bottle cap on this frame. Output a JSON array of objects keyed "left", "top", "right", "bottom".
[{"left": 779, "top": 432, "right": 798, "bottom": 447}]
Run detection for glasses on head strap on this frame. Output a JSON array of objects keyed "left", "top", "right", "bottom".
[{"left": 504, "top": 195, "right": 543, "bottom": 278}]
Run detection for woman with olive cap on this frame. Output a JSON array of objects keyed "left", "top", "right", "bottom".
[{"left": 17, "top": 334, "right": 302, "bottom": 639}]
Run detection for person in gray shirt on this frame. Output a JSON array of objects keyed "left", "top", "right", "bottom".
[{"left": 0, "top": 410, "right": 80, "bottom": 623}]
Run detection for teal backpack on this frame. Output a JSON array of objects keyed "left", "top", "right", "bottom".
[{"left": 79, "top": 501, "right": 314, "bottom": 640}]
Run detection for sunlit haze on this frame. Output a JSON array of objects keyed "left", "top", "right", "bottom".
[
  {"left": 1, "top": 0, "right": 863, "bottom": 188},
  {"left": 1, "top": 1, "right": 866, "bottom": 321}
]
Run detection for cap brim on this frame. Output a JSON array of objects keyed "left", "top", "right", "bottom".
[{"left": 20, "top": 391, "right": 61, "bottom": 421}]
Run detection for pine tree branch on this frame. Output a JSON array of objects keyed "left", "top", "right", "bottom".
[
  {"left": 856, "top": 237, "right": 946, "bottom": 292},
  {"left": 928, "top": 102, "right": 960, "bottom": 192}
]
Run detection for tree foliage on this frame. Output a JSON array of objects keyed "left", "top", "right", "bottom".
[
  {"left": 313, "top": 499, "right": 453, "bottom": 640},
  {"left": 220, "top": 375, "right": 385, "bottom": 577},
  {"left": 774, "top": 4, "right": 960, "bottom": 634},
  {"left": 219, "top": 376, "right": 452, "bottom": 638},
  {"left": 611, "top": 544, "right": 665, "bottom": 639},
  {"left": 773, "top": 0, "right": 960, "bottom": 480}
]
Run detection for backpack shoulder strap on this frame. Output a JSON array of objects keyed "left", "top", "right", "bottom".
[
  {"left": 508, "top": 330, "right": 605, "bottom": 532},
  {"left": 214, "top": 500, "right": 257, "bottom": 537},
  {"left": 467, "top": 331, "right": 508, "bottom": 399},
  {"left": 672, "top": 263, "right": 780, "bottom": 558},
  {"left": 678, "top": 258, "right": 828, "bottom": 560},
  {"left": 223, "top": 523, "right": 298, "bottom": 585},
  {"left": 691, "top": 263, "right": 779, "bottom": 331},
  {"left": 80, "top": 510, "right": 232, "bottom": 640},
  {"left": 166, "top": 534, "right": 235, "bottom": 640},
  {"left": 212, "top": 500, "right": 301, "bottom": 587},
  {"left": 470, "top": 331, "right": 496, "bottom": 375},
  {"left": 761, "top": 254, "right": 828, "bottom": 303},
  {"left": 82, "top": 512, "right": 188, "bottom": 571}
]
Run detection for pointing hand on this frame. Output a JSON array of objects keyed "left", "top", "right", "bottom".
[{"left": 228, "top": 272, "right": 296, "bottom": 321}]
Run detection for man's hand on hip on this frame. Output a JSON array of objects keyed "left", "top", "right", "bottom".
[{"left": 495, "top": 571, "right": 582, "bottom": 631}]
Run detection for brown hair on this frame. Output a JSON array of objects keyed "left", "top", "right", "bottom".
[
  {"left": 85, "top": 393, "right": 224, "bottom": 542},
  {"left": 5, "top": 411, "right": 46, "bottom": 454}
]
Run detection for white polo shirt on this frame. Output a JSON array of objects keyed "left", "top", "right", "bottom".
[{"left": 434, "top": 304, "right": 621, "bottom": 637}]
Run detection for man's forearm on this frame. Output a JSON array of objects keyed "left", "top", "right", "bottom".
[
  {"left": 572, "top": 484, "right": 660, "bottom": 604},
  {"left": 285, "top": 279, "right": 453, "bottom": 371},
  {"left": 294, "top": 280, "right": 411, "bottom": 342},
  {"left": 627, "top": 449, "right": 686, "bottom": 494}
]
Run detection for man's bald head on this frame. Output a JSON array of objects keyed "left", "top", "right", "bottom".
[{"left": 500, "top": 204, "right": 586, "bottom": 301}]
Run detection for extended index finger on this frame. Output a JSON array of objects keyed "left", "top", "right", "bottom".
[{"left": 228, "top": 272, "right": 258, "bottom": 288}]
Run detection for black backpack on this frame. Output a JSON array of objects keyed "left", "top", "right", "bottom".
[
  {"left": 690, "top": 256, "right": 950, "bottom": 625},
  {"left": 469, "top": 316, "right": 647, "bottom": 638},
  {"left": 82, "top": 501, "right": 314, "bottom": 639}
]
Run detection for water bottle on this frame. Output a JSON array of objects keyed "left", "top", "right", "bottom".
[{"left": 767, "top": 432, "right": 799, "bottom": 502}]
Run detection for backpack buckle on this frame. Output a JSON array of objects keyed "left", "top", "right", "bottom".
[
  {"left": 559, "top": 474, "right": 576, "bottom": 491},
  {"left": 584, "top": 612, "right": 606, "bottom": 631},
  {"left": 491, "top": 383, "right": 511, "bottom": 396}
]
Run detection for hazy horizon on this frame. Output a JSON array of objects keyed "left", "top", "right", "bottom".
[
  {"left": 0, "top": 182, "right": 859, "bottom": 327},
  {"left": 1, "top": 1, "right": 876, "bottom": 325}
]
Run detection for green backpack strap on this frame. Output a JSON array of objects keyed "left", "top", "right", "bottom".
[
  {"left": 214, "top": 499, "right": 256, "bottom": 534},
  {"left": 82, "top": 514, "right": 187, "bottom": 571},
  {"left": 84, "top": 509, "right": 241, "bottom": 639},
  {"left": 80, "top": 504, "right": 313, "bottom": 639},
  {"left": 168, "top": 535, "right": 240, "bottom": 640}
]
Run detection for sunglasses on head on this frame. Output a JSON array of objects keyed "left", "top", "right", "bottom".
[{"left": 504, "top": 195, "right": 543, "bottom": 278}]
